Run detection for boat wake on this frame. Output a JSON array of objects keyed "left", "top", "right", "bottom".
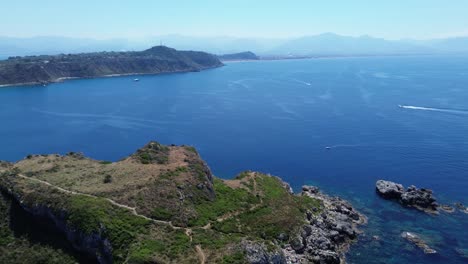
[
  {"left": 291, "top": 78, "right": 312, "bottom": 86},
  {"left": 398, "top": 105, "right": 468, "bottom": 115},
  {"left": 325, "top": 144, "right": 364, "bottom": 150}
]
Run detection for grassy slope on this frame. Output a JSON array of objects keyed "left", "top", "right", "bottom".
[{"left": 0, "top": 144, "right": 322, "bottom": 263}]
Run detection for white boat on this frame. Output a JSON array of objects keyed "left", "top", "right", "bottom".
[{"left": 134, "top": 78, "right": 139, "bottom": 82}]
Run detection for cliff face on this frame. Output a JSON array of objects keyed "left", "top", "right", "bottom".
[
  {"left": 0, "top": 142, "right": 365, "bottom": 264},
  {"left": 0, "top": 46, "right": 223, "bottom": 86}
]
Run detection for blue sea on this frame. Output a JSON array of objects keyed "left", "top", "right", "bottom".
[{"left": 1, "top": 55, "right": 467, "bottom": 263}]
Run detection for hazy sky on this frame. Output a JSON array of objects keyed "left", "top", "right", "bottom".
[{"left": 2, "top": 0, "right": 468, "bottom": 40}]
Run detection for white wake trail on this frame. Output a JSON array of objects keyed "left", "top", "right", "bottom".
[
  {"left": 399, "top": 105, "right": 468, "bottom": 115},
  {"left": 291, "top": 78, "right": 312, "bottom": 86}
]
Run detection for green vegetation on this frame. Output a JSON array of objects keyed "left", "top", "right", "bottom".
[
  {"left": 135, "top": 142, "right": 170, "bottom": 164},
  {"left": 194, "top": 173, "right": 322, "bottom": 240},
  {"left": 159, "top": 166, "right": 188, "bottom": 179},
  {"left": 151, "top": 207, "right": 174, "bottom": 220},
  {"left": 0, "top": 194, "right": 77, "bottom": 264},
  {"left": 0, "top": 143, "right": 326, "bottom": 264},
  {"left": 184, "top": 146, "right": 198, "bottom": 154},
  {"left": 190, "top": 178, "right": 260, "bottom": 226},
  {"left": 128, "top": 239, "right": 165, "bottom": 263},
  {"left": 222, "top": 251, "right": 247, "bottom": 264},
  {"left": 127, "top": 229, "right": 194, "bottom": 263},
  {"left": 66, "top": 195, "right": 150, "bottom": 261}
]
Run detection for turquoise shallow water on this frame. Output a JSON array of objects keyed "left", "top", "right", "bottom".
[{"left": 0, "top": 55, "right": 467, "bottom": 263}]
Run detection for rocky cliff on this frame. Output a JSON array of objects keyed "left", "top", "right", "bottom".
[
  {"left": 0, "top": 142, "right": 365, "bottom": 263},
  {"left": 0, "top": 46, "right": 223, "bottom": 86}
]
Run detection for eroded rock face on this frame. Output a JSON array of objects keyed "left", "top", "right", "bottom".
[
  {"left": 283, "top": 186, "right": 366, "bottom": 264},
  {"left": 1, "top": 191, "right": 111, "bottom": 264},
  {"left": 401, "top": 232, "right": 437, "bottom": 254},
  {"left": 376, "top": 180, "right": 438, "bottom": 214},
  {"left": 376, "top": 180, "right": 404, "bottom": 199},
  {"left": 242, "top": 240, "right": 286, "bottom": 264}
]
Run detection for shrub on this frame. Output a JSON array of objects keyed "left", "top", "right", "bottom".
[{"left": 103, "top": 175, "right": 112, "bottom": 184}]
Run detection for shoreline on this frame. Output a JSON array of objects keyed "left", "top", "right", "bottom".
[
  {"left": 221, "top": 52, "right": 437, "bottom": 64},
  {"left": 0, "top": 64, "right": 223, "bottom": 88}
]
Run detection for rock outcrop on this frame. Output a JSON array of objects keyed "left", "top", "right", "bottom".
[
  {"left": 283, "top": 185, "right": 366, "bottom": 264},
  {"left": 375, "top": 180, "right": 404, "bottom": 199},
  {"left": 376, "top": 180, "right": 438, "bottom": 214},
  {"left": 242, "top": 241, "right": 286, "bottom": 264}
]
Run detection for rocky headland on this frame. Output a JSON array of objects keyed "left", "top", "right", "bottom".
[
  {"left": 0, "top": 142, "right": 365, "bottom": 264},
  {"left": 0, "top": 46, "right": 223, "bottom": 86}
]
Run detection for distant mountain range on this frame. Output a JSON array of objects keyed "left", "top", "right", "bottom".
[{"left": 1, "top": 33, "right": 468, "bottom": 57}]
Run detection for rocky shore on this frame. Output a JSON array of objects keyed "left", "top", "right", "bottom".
[{"left": 282, "top": 186, "right": 366, "bottom": 264}]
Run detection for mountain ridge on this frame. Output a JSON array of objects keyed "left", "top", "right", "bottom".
[{"left": 2, "top": 34, "right": 468, "bottom": 57}]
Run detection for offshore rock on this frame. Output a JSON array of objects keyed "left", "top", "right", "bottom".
[
  {"left": 376, "top": 180, "right": 438, "bottom": 214},
  {"left": 375, "top": 180, "right": 404, "bottom": 199}
]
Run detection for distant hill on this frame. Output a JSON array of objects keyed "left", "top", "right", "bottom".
[
  {"left": 0, "top": 46, "right": 223, "bottom": 86},
  {"left": 1, "top": 34, "right": 468, "bottom": 58},
  {"left": 269, "top": 33, "right": 432, "bottom": 56},
  {"left": 218, "top": 51, "right": 259, "bottom": 61}
]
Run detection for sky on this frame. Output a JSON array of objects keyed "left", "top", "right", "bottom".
[{"left": 2, "top": 0, "right": 468, "bottom": 40}]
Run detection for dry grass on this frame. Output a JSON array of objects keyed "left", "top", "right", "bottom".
[{"left": 11, "top": 143, "right": 215, "bottom": 226}]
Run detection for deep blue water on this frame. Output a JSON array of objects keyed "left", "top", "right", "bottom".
[{"left": 1, "top": 56, "right": 467, "bottom": 263}]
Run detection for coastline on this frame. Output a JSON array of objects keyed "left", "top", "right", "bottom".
[
  {"left": 0, "top": 64, "right": 223, "bottom": 88},
  {"left": 221, "top": 52, "right": 436, "bottom": 64}
]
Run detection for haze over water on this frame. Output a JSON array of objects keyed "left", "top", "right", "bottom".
[{"left": 1, "top": 55, "right": 467, "bottom": 263}]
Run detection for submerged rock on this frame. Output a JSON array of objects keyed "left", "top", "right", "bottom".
[
  {"left": 455, "top": 248, "right": 468, "bottom": 259},
  {"left": 401, "top": 232, "right": 437, "bottom": 254},
  {"left": 454, "top": 202, "right": 468, "bottom": 214},
  {"left": 439, "top": 204, "right": 455, "bottom": 213}
]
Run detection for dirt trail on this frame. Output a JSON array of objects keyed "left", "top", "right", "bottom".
[{"left": 195, "top": 245, "right": 206, "bottom": 264}]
